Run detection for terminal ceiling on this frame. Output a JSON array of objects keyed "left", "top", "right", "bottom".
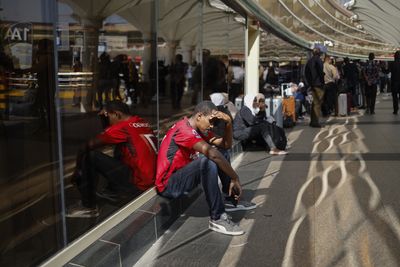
[{"left": 60, "top": 0, "right": 399, "bottom": 60}]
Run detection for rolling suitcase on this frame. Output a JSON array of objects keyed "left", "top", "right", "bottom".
[
  {"left": 282, "top": 96, "right": 296, "bottom": 122},
  {"left": 235, "top": 96, "right": 243, "bottom": 110},
  {"left": 271, "top": 97, "right": 283, "bottom": 128},
  {"left": 265, "top": 98, "right": 273, "bottom": 118},
  {"left": 338, "top": 93, "right": 347, "bottom": 116}
]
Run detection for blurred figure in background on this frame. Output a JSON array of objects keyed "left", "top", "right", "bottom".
[
  {"left": 305, "top": 48, "right": 325, "bottom": 127},
  {"left": 390, "top": 51, "right": 400, "bottom": 114},
  {"left": 362, "top": 53, "right": 380, "bottom": 115},
  {"left": 72, "top": 57, "right": 83, "bottom": 107}
]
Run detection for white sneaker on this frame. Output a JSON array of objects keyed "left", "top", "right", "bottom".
[
  {"left": 126, "top": 97, "right": 132, "bottom": 106},
  {"left": 209, "top": 213, "right": 244, "bottom": 236},
  {"left": 269, "top": 150, "right": 288, "bottom": 155}
]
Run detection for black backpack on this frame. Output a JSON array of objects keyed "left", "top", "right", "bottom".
[{"left": 267, "top": 122, "right": 287, "bottom": 150}]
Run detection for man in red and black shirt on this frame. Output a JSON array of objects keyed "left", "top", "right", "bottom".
[
  {"left": 67, "top": 100, "right": 157, "bottom": 218},
  {"left": 156, "top": 101, "right": 255, "bottom": 236}
]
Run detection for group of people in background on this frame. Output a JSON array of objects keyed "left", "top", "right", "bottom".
[{"left": 304, "top": 47, "right": 400, "bottom": 127}]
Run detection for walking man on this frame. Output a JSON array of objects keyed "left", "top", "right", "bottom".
[
  {"left": 305, "top": 48, "right": 325, "bottom": 127},
  {"left": 362, "top": 53, "right": 380, "bottom": 114}
]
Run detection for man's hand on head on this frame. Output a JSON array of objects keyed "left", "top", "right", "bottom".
[{"left": 210, "top": 110, "right": 231, "bottom": 124}]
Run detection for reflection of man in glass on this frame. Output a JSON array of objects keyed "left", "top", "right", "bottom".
[{"left": 67, "top": 100, "right": 157, "bottom": 218}]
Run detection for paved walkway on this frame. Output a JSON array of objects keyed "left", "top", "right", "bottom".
[{"left": 136, "top": 93, "right": 400, "bottom": 267}]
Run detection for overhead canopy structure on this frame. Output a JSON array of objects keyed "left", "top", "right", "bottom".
[
  {"left": 349, "top": 0, "right": 400, "bottom": 48},
  {"left": 60, "top": 0, "right": 399, "bottom": 60},
  {"left": 225, "top": 0, "right": 399, "bottom": 59}
]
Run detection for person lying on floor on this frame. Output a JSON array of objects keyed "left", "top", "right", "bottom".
[{"left": 233, "top": 94, "right": 288, "bottom": 155}]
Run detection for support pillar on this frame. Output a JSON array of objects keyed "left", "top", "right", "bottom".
[
  {"left": 81, "top": 18, "right": 103, "bottom": 111},
  {"left": 180, "top": 44, "right": 195, "bottom": 64},
  {"left": 245, "top": 19, "right": 260, "bottom": 95}
]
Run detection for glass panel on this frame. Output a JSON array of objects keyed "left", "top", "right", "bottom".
[
  {"left": 0, "top": 0, "right": 63, "bottom": 266},
  {"left": 260, "top": 31, "right": 308, "bottom": 87},
  {"left": 57, "top": 0, "right": 158, "bottom": 242},
  {"left": 157, "top": 0, "right": 201, "bottom": 136},
  {"left": 202, "top": 1, "right": 242, "bottom": 103}
]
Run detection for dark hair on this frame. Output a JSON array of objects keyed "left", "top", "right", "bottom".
[
  {"left": 175, "top": 54, "right": 183, "bottom": 62},
  {"left": 105, "top": 100, "right": 130, "bottom": 115},
  {"left": 192, "top": 101, "right": 217, "bottom": 116},
  {"left": 312, "top": 48, "right": 321, "bottom": 56},
  {"left": 369, "top": 52, "right": 375, "bottom": 61}
]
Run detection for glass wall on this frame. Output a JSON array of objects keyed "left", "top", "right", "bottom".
[
  {"left": 57, "top": 0, "right": 158, "bottom": 242},
  {"left": 157, "top": 0, "right": 201, "bottom": 136},
  {"left": 0, "top": 0, "right": 63, "bottom": 266},
  {"left": 0, "top": 0, "right": 246, "bottom": 265}
]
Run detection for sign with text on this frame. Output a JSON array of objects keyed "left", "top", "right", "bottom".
[{"left": 3, "top": 22, "right": 33, "bottom": 69}]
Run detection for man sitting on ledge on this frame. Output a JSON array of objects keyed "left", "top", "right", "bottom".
[{"left": 156, "top": 101, "right": 256, "bottom": 236}]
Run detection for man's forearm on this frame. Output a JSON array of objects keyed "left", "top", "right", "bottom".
[
  {"left": 208, "top": 148, "right": 239, "bottom": 181},
  {"left": 222, "top": 122, "right": 233, "bottom": 149}
]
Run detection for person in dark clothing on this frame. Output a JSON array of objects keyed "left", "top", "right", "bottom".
[
  {"left": 233, "top": 94, "right": 287, "bottom": 155},
  {"left": 191, "top": 49, "right": 227, "bottom": 104},
  {"left": 110, "top": 55, "right": 123, "bottom": 101},
  {"left": 72, "top": 57, "right": 83, "bottom": 107},
  {"left": 343, "top": 57, "right": 359, "bottom": 108},
  {"left": 124, "top": 56, "right": 139, "bottom": 105},
  {"left": 31, "top": 39, "right": 56, "bottom": 129},
  {"left": 390, "top": 51, "right": 400, "bottom": 114},
  {"left": 170, "top": 54, "right": 187, "bottom": 109},
  {"left": 265, "top": 65, "right": 278, "bottom": 86},
  {"left": 362, "top": 53, "right": 380, "bottom": 114},
  {"left": 305, "top": 48, "right": 325, "bottom": 127},
  {"left": 97, "top": 52, "right": 112, "bottom": 109}
]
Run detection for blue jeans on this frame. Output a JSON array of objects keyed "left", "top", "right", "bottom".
[{"left": 160, "top": 155, "right": 230, "bottom": 220}]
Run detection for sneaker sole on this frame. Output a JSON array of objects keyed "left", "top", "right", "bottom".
[
  {"left": 209, "top": 222, "right": 244, "bottom": 236},
  {"left": 224, "top": 204, "right": 257, "bottom": 212}
]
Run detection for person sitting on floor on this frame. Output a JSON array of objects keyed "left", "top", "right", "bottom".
[
  {"left": 67, "top": 100, "right": 157, "bottom": 218},
  {"left": 156, "top": 101, "right": 256, "bottom": 236},
  {"left": 233, "top": 94, "right": 288, "bottom": 155}
]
